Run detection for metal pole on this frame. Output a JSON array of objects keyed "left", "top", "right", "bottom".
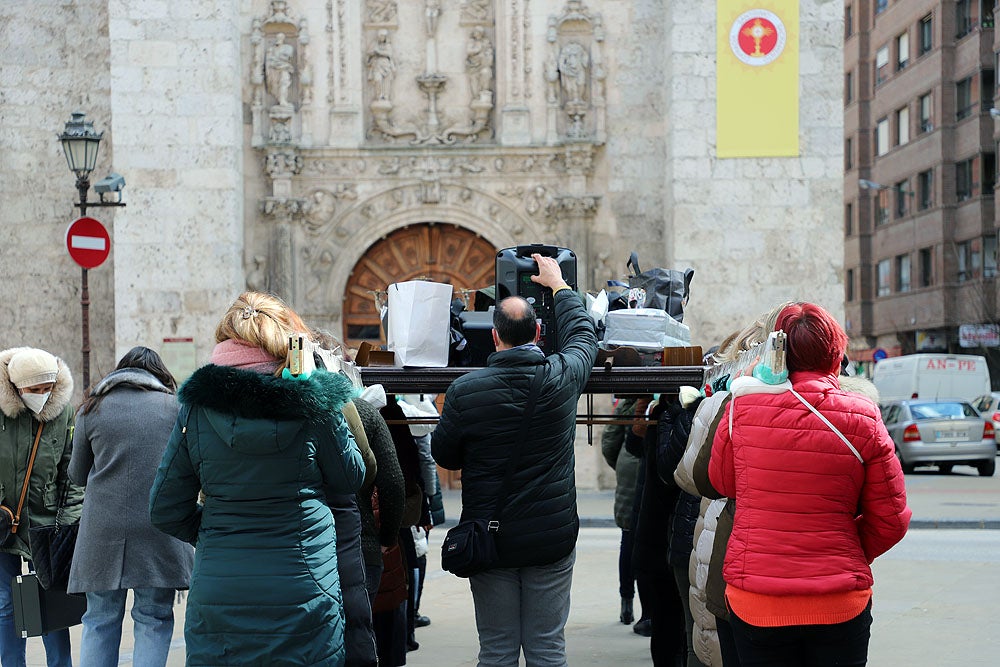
[{"left": 77, "top": 178, "right": 90, "bottom": 391}]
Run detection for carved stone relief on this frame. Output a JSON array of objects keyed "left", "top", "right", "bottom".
[
  {"left": 366, "top": 0, "right": 397, "bottom": 24},
  {"left": 365, "top": 2, "right": 495, "bottom": 145}
]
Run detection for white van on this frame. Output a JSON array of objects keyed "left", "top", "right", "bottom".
[{"left": 872, "top": 354, "right": 991, "bottom": 402}]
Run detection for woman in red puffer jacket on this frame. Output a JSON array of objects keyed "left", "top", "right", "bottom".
[{"left": 708, "top": 302, "right": 911, "bottom": 667}]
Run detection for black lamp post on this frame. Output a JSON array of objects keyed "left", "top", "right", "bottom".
[{"left": 58, "top": 112, "right": 125, "bottom": 391}]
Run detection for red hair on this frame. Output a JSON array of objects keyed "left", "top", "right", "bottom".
[{"left": 775, "top": 303, "right": 848, "bottom": 375}]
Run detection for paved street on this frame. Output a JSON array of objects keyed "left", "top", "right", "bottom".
[{"left": 26, "top": 467, "right": 1000, "bottom": 666}]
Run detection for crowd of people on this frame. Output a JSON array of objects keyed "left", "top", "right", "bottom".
[{"left": 0, "top": 255, "right": 911, "bottom": 667}]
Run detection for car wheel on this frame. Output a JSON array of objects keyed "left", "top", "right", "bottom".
[
  {"left": 939, "top": 463, "right": 953, "bottom": 474},
  {"left": 896, "top": 448, "right": 915, "bottom": 474},
  {"left": 978, "top": 458, "right": 996, "bottom": 477}
]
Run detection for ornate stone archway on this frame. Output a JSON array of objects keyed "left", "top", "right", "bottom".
[{"left": 342, "top": 223, "right": 497, "bottom": 348}]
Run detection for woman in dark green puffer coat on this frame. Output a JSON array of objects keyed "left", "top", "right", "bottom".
[{"left": 149, "top": 292, "right": 366, "bottom": 667}]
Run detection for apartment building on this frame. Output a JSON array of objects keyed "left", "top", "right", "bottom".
[{"left": 844, "top": 0, "right": 1000, "bottom": 375}]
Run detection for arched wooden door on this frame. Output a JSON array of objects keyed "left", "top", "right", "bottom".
[{"left": 343, "top": 223, "right": 497, "bottom": 350}]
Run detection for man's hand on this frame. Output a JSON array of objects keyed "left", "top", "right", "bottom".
[{"left": 530, "top": 253, "right": 569, "bottom": 291}]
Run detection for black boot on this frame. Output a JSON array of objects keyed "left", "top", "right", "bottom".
[{"left": 620, "top": 597, "right": 634, "bottom": 625}]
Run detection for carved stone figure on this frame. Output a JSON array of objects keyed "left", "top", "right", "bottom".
[
  {"left": 367, "top": 0, "right": 397, "bottom": 24},
  {"left": 265, "top": 32, "right": 295, "bottom": 108},
  {"left": 558, "top": 42, "right": 589, "bottom": 104},
  {"left": 367, "top": 29, "right": 396, "bottom": 102},
  {"left": 466, "top": 27, "right": 494, "bottom": 102},
  {"left": 246, "top": 255, "right": 268, "bottom": 292},
  {"left": 303, "top": 190, "right": 337, "bottom": 234},
  {"left": 425, "top": 0, "right": 441, "bottom": 37}
]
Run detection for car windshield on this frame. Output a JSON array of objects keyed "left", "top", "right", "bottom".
[{"left": 909, "top": 402, "right": 977, "bottom": 420}]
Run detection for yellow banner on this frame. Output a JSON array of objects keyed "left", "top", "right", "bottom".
[{"left": 717, "top": 1, "right": 799, "bottom": 157}]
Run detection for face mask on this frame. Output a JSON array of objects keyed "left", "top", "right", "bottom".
[{"left": 20, "top": 392, "right": 50, "bottom": 415}]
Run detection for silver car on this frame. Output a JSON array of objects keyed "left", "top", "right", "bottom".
[
  {"left": 971, "top": 392, "right": 1000, "bottom": 446},
  {"left": 880, "top": 399, "right": 997, "bottom": 476}
]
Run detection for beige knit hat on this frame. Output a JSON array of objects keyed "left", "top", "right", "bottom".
[{"left": 7, "top": 349, "right": 59, "bottom": 389}]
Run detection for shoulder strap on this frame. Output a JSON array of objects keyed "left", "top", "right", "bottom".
[
  {"left": 12, "top": 423, "right": 44, "bottom": 534},
  {"left": 489, "top": 365, "right": 546, "bottom": 531},
  {"left": 789, "top": 389, "right": 864, "bottom": 464}
]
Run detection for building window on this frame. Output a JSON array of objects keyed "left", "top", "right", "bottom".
[
  {"left": 845, "top": 202, "right": 853, "bottom": 236},
  {"left": 896, "top": 106, "right": 909, "bottom": 146},
  {"left": 895, "top": 180, "right": 909, "bottom": 218},
  {"left": 982, "top": 70, "right": 995, "bottom": 112},
  {"left": 956, "top": 77, "right": 973, "bottom": 120},
  {"left": 986, "top": 2, "right": 997, "bottom": 29},
  {"left": 985, "top": 153, "right": 997, "bottom": 195},
  {"left": 896, "top": 32, "right": 909, "bottom": 70},
  {"left": 875, "top": 117, "right": 890, "bottom": 156},
  {"left": 876, "top": 189, "right": 889, "bottom": 226},
  {"left": 956, "top": 158, "right": 975, "bottom": 201},
  {"left": 896, "top": 255, "right": 912, "bottom": 292},
  {"left": 846, "top": 268, "right": 855, "bottom": 302},
  {"left": 957, "top": 238, "right": 982, "bottom": 281},
  {"left": 845, "top": 71, "right": 853, "bottom": 105},
  {"left": 875, "top": 45, "right": 889, "bottom": 86},
  {"left": 845, "top": 138, "right": 853, "bottom": 170},
  {"left": 919, "top": 247, "right": 934, "bottom": 287},
  {"left": 875, "top": 0, "right": 888, "bottom": 17},
  {"left": 877, "top": 259, "right": 891, "bottom": 296},
  {"left": 919, "top": 92, "right": 933, "bottom": 133},
  {"left": 919, "top": 14, "right": 933, "bottom": 55},
  {"left": 845, "top": 5, "right": 853, "bottom": 40},
  {"left": 918, "top": 169, "right": 933, "bottom": 209},
  {"left": 987, "top": 235, "right": 998, "bottom": 278},
  {"left": 956, "top": 0, "right": 974, "bottom": 39}
]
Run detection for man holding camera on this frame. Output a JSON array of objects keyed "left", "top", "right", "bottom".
[{"left": 432, "top": 254, "right": 598, "bottom": 666}]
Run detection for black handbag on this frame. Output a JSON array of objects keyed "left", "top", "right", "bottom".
[
  {"left": 441, "top": 366, "right": 545, "bottom": 578},
  {"left": 29, "top": 482, "right": 81, "bottom": 591},
  {"left": 626, "top": 252, "right": 694, "bottom": 322},
  {"left": 11, "top": 571, "right": 86, "bottom": 637}
]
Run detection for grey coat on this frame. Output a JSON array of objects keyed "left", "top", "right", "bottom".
[{"left": 68, "top": 368, "right": 194, "bottom": 593}]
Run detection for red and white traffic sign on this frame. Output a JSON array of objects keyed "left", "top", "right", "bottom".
[{"left": 65, "top": 217, "right": 110, "bottom": 269}]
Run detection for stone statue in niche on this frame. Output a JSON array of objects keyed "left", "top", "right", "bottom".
[
  {"left": 246, "top": 255, "right": 268, "bottom": 292},
  {"left": 558, "top": 42, "right": 589, "bottom": 104},
  {"left": 425, "top": 0, "right": 441, "bottom": 37},
  {"left": 265, "top": 32, "right": 295, "bottom": 108},
  {"left": 367, "top": 29, "right": 396, "bottom": 102},
  {"left": 466, "top": 27, "right": 494, "bottom": 103},
  {"left": 367, "top": 0, "right": 397, "bottom": 24}
]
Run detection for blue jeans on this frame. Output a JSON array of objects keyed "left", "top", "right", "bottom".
[
  {"left": 0, "top": 552, "right": 72, "bottom": 667},
  {"left": 80, "top": 588, "right": 175, "bottom": 667},
  {"left": 469, "top": 550, "right": 575, "bottom": 667}
]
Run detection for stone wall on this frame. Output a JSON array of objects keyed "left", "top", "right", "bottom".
[
  {"left": 107, "top": 0, "right": 246, "bottom": 365},
  {"left": 0, "top": 0, "right": 116, "bottom": 394},
  {"left": 665, "top": 1, "right": 845, "bottom": 348}
]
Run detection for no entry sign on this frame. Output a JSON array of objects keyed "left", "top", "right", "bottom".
[{"left": 66, "top": 217, "right": 110, "bottom": 269}]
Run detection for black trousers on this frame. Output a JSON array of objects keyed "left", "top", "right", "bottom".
[
  {"left": 636, "top": 570, "right": 685, "bottom": 666},
  {"left": 618, "top": 529, "right": 636, "bottom": 600},
  {"left": 729, "top": 602, "right": 873, "bottom": 667}
]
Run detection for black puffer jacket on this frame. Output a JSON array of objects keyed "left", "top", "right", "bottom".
[
  {"left": 432, "top": 290, "right": 598, "bottom": 568},
  {"left": 662, "top": 398, "right": 702, "bottom": 569}
]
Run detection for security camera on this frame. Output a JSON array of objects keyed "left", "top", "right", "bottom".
[{"left": 93, "top": 172, "right": 125, "bottom": 194}]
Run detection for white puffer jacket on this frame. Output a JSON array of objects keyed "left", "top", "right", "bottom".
[{"left": 689, "top": 497, "right": 724, "bottom": 667}]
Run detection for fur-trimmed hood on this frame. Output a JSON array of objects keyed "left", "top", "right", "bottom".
[
  {"left": 92, "top": 368, "right": 173, "bottom": 396},
  {"left": 180, "top": 364, "right": 356, "bottom": 422},
  {"left": 0, "top": 347, "right": 74, "bottom": 422}
]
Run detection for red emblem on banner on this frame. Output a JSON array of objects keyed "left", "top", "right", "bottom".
[{"left": 729, "top": 9, "right": 787, "bottom": 67}]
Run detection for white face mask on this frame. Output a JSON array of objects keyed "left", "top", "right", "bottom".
[{"left": 20, "top": 392, "right": 50, "bottom": 415}]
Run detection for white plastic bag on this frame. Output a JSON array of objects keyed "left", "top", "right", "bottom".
[
  {"left": 387, "top": 280, "right": 454, "bottom": 367},
  {"left": 603, "top": 308, "right": 691, "bottom": 349}
]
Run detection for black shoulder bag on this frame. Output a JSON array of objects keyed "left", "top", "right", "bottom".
[{"left": 441, "top": 365, "right": 546, "bottom": 578}]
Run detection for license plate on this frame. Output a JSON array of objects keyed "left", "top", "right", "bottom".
[{"left": 935, "top": 430, "right": 963, "bottom": 441}]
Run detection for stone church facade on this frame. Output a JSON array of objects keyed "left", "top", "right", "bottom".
[{"left": 2, "top": 1, "right": 843, "bottom": 485}]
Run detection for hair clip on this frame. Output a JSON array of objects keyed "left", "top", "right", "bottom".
[{"left": 241, "top": 306, "right": 258, "bottom": 320}]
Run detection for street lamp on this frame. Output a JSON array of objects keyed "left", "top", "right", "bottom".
[{"left": 58, "top": 112, "right": 125, "bottom": 391}]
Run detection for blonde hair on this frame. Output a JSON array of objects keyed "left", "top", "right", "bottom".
[
  {"left": 214, "top": 292, "right": 309, "bottom": 368},
  {"left": 712, "top": 301, "right": 796, "bottom": 364}
]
